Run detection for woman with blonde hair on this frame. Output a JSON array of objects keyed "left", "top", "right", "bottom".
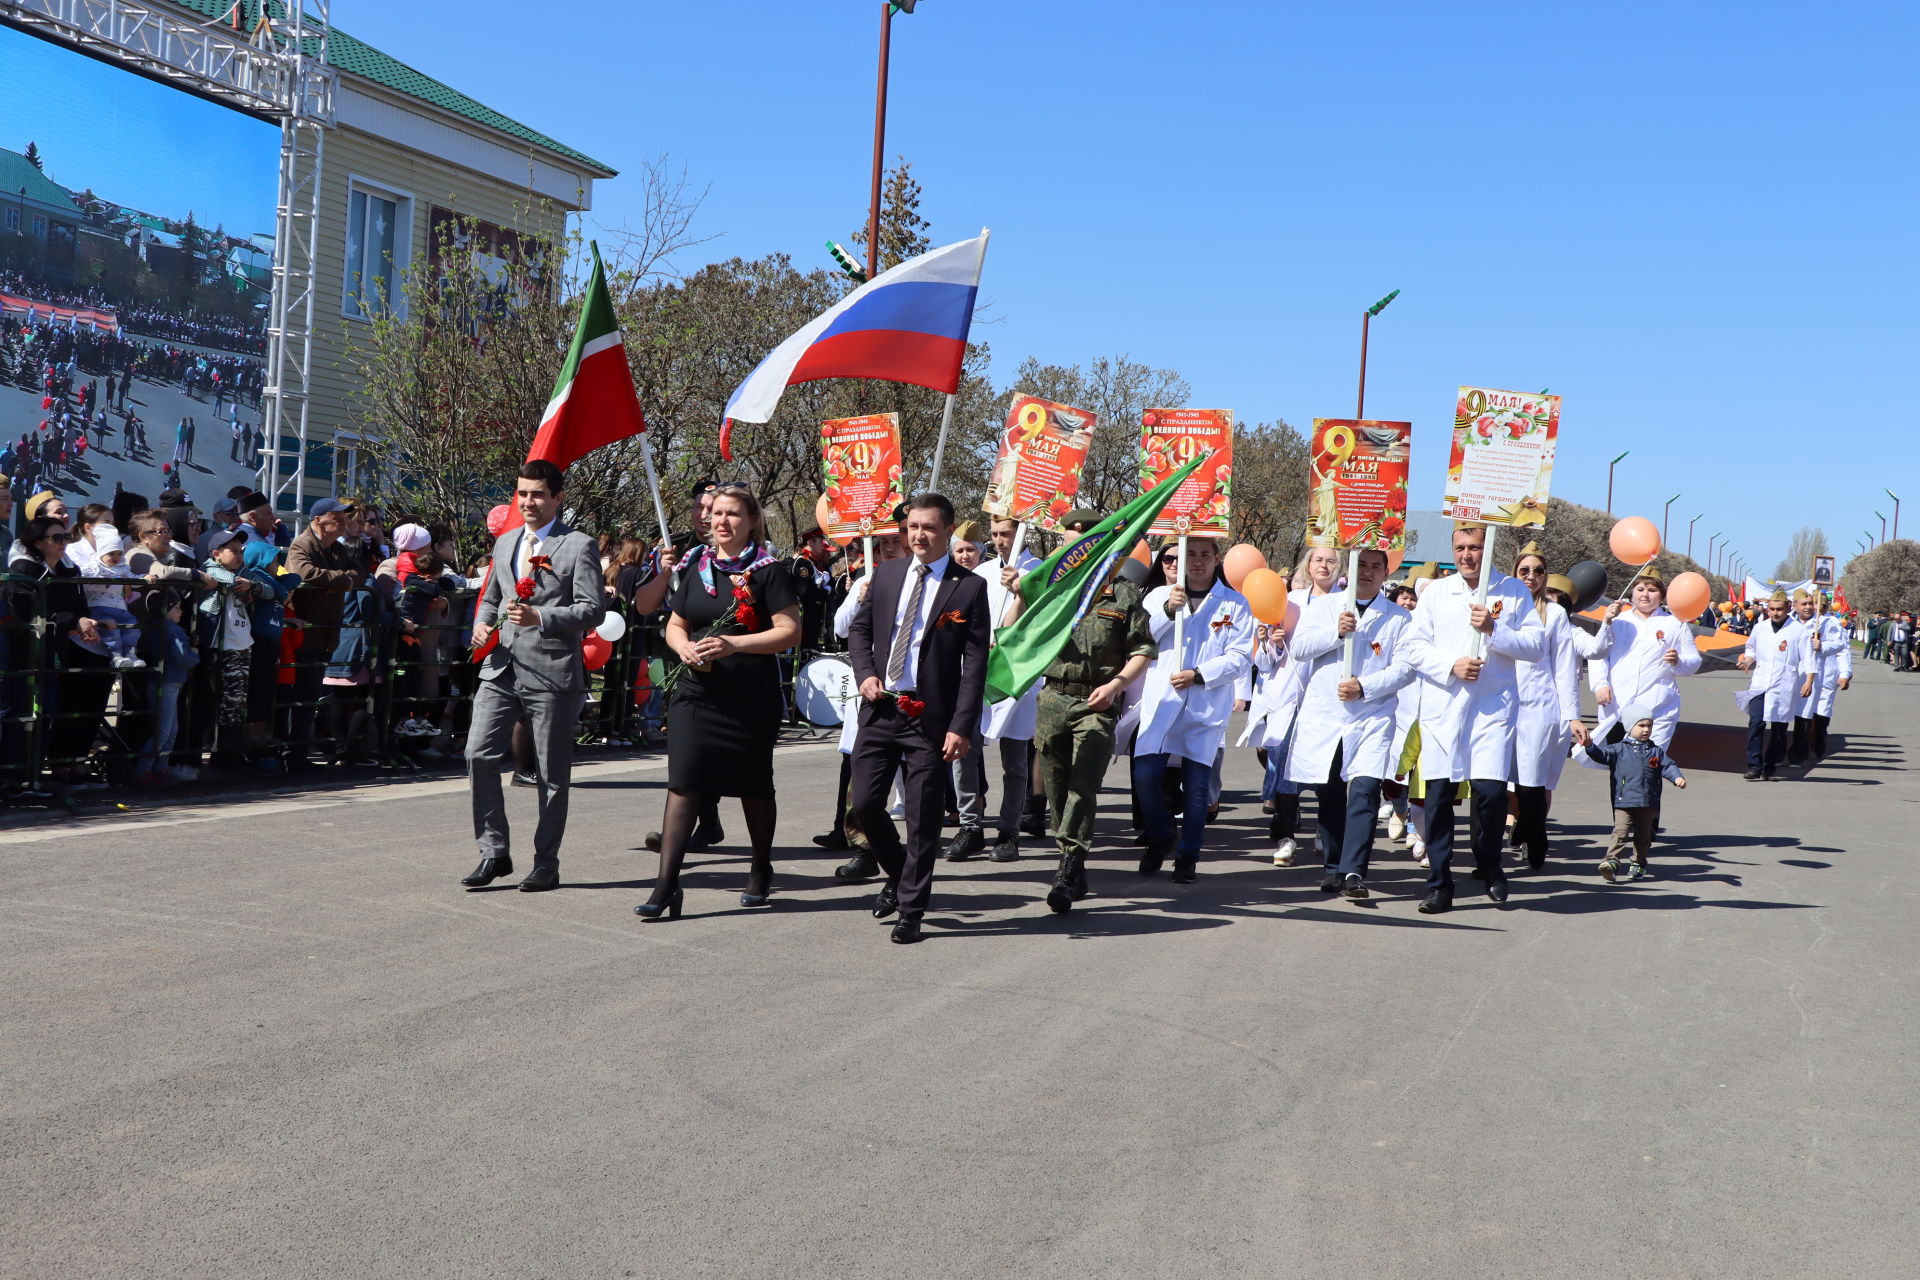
[{"left": 1241, "top": 544, "right": 1340, "bottom": 866}]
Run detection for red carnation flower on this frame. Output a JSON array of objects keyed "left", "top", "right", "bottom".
[
  {"left": 732, "top": 584, "right": 753, "bottom": 602},
  {"left": 896, "top": 694, "right": 925, "bottom": 719},
  {"left": 515, "top": 577, "right": 536, "bottom": 601},
  {"left": 736, "top": 605, "right": 759, "bottom": 631}
]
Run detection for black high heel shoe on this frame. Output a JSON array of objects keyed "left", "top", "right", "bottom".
[
  {"left": 635, "top": 887, "right": 683, "bottom": 920},
  {"left": 740, "top": 871, "right": 775, "bottom": 908}
]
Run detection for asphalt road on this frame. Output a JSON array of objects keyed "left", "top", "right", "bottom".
[{"left": 4, "top": 659, "right": 1915, "bottom": 1278}]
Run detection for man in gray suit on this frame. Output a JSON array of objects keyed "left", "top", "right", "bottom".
[{"left": 461, "top": 459, "right": 606, "bottom": 891}]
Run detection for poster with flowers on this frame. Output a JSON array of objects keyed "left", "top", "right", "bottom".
[
  {"left": 1140, "top": 408, "right": 1233, "bottom": 536},
  {"left": 820, "top": 412, "right": 904, "bottom": 540},
  {"left": 982, "top": 394, "right": 1098, "bottom": 530},
  {"left": 1441, "top": 387, "right": 1560, "bottom": 527},
  {"left": 1305, "top": 419, "right": 1412, "bottom": 550}
]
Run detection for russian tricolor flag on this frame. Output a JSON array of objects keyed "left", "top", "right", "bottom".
[{"left": 724, "top": 231, "right": 989, "bottom": 428}]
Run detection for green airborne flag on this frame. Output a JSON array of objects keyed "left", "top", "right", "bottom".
[{"left": 985, "top": 451, "right": 1210, "bottom": 703}]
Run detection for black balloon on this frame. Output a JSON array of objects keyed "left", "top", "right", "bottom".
[
  {"left": 1118, "top": 556, "right": 1153, "bottom": 587},
  {"left": 1566, "top": 560, "right": 1609, "bottom": 612}
]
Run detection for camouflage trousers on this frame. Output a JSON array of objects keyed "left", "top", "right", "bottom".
[{"left": 1035, "top": 687, "right": 1119, "bottom": 863}]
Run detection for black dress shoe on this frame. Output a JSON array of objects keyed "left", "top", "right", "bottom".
[
  {"left": 1526, "top": 849, "right": 1546, "bottom": 871},
  {"left": 871, "top": 884, "right": 899, "bottom": 919},
  {"left": 511, "top": 771, "right": 541, "bottom": 788},
  {"left": 1137, "top": 840, "right": 1172, "bottom": 877},
  {"left": 944, "top": 826, "right": 985, "bottom": 862},
  {"left": 989, "top": 836, "right": 1020, "bottom": 863},
  {"left": 1319, "top": 872, "right": 1342, "bottom": 893},
  {"left": 1020, "top": 813, "right": 1047, "bottom": 837},
  {"left": 460, "top": 856, "right": 513, "bottom": 887},
  {"left": 1170, "top": 857, "right": 1197, "bottom": 884},
  {"left": 689, "top": 822, "right": 725, "bottom": 851},
  {"left": 1486, "top": 879, "right": 1510, "bottom": 903},
  {"left": 1341, "top": 873, "right": 1368, "bottom": 900},
  {"left": 1418, "top": 890, "right": 1452, "bottom": 915},
  {"left": 890, "top": 914, "right": 923, "bottom": 944},
  {"left": 812, "top": 829, "right": 850, "bottom": 850},
  {"left": 517, "top": 866, "right": 560, "bottom": 892},
  {"left": 1743, "top": 768, "right": 1762, "bottom": 781},
  {"left": 835, "top": 852, "right": 879, "bottom": 882}
]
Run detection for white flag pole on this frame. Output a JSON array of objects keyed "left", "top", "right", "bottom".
[
  {"left": 925, "top": 228, "right": 990, "bottom": 493},
  {"left": 638, "top": 431, "right": 672, "bottom": 549},
  {"left": 1174, "top": 533, "right": 1190, "bottom": 670},
  {"left": 1009, "top": 522, "right": 1027, "bottom": 567},
  {"left": 1471, "top": 524, "right": 1498, "bottom": 659},
  {"left": 1341, "top": 547, "right": 1360, "bottom": 678}
]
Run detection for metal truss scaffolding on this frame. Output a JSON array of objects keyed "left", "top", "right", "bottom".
[{"left": 0, "top": 0, "right": 336, "bottom": 514}]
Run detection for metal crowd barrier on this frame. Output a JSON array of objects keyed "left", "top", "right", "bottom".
[{"left": 0, "top": 574, "right": 666, "bottom": 801}]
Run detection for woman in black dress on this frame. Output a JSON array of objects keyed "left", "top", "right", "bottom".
[{"left": 637, "top": 485, "right": 800, "bottom": 918}]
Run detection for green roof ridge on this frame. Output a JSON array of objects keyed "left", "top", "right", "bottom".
[{"left": 157, "top": 1, "right": 614, "bottom": 175}]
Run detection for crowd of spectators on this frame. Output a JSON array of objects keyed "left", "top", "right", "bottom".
[{"left": 0, "top": 270, "right": 266, "bottom": 356}]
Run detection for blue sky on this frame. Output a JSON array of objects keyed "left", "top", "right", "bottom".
[
  {"left": 18, "top": 3, "right": 1914, "bottom": 572},
  {"left": 1, "top": 26, "right": 279, "bottom": 237}
]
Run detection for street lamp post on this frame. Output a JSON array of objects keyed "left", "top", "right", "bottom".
[
  {"left": 1662, "top": 492, "right": 1681, "bottom": 546},
  {"left": 1707, "top": 533, "right": 1721, "bottom": 576},
  {"left": 1687, "top": 514, "right": 1703, "bottom": 560},
  {"left": 1606, "top": 450, "right": 1630, "bottom": 516},
  {"left": 864, "top": 2, "right": 921, "bottom": 282},
  {"left": 1355, "top": 289, "right": 1399, "bottom": 418},
  {"left": 1875, "top": 511, "right": 1887, "bottom": 544},
  {"left": 1888, "top": 489, "right": 1901, "bottom": 542}
]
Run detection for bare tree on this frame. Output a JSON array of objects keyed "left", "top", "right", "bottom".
[
  {"left": 1841, "top": 539, "right": 1920, "bottom": 614},
  {"left": 1774, "top": 526, "right": 1832, "bottom": 581}
]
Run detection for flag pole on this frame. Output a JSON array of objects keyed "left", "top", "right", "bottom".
[
  {"left": 1471, "top": 525, "right": 1497, "bottom": 660},
  {"left": 1341, "top": 547, "right": 1360, "bottom": 678},
  {"left": 925, "top": 228, "right": 990, "bottom": 493},
  {"left": 638, "top": 431, "right": 671, "bottom": 549},
  {"left": 1174, "top": 534, "right": 1190, "bottom": 665}
]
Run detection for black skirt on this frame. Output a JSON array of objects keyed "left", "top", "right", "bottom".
[{"left": 663, "top": 558, "right": 797, "bottom": 797}]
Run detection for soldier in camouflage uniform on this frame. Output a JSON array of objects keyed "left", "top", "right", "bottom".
[{"left": 1007, "top": 554, "right": 1158, "bottom": 914}]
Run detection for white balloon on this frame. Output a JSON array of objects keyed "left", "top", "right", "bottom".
[{"left": 595, "top": 611, "right": 627, "bottom": 642}]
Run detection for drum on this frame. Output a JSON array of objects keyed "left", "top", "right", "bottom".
[{"left": 795, "top": 654, "right": 859, "bottom": 728}]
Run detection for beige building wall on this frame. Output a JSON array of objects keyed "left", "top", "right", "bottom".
[{"left": 281, "top": 81, "right": 602, "bottom": 511}]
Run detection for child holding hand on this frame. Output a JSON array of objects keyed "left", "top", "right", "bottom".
[{"left": 1582, "top": 703, "right": 1686, "bottom": 883}]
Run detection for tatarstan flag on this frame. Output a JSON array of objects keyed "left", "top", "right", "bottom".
[{"left": 527, "top": 242, "right": 645, "bottom": 470}]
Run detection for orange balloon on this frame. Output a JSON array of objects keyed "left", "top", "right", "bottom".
[
  {"left": 1666, "top": 570, "right": 1711, "bottom": 622},
  {"left": 1222, "top": 543, "right": 1268, "bottom": 590},
  {"left": 1129, "top": 538, "right": 1153, "bottom": 566},
  {"left": 1608, "top": 516, "right": 1661, "bottom": 563},
  {"left": 1387, "top": 548, "right": 1406, "bottom": 575},
  {"left": 1241, "top": 567, "right": 1289, "bottom": 624}
]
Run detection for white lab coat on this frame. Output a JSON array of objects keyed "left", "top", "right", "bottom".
[
  {"left": 1132, "top": 580, "right": 1256, "bottom": 761},
  {"left": 976, "top": 551, "right": 1043, "bottom": 740},
  {"left": 1238, "top": 587, "right": 1330, "bottom": 749},
  {"left": 1805, "top": 614, "right": 1852, "bottom": 718},
  {"left": 1591, "top": 607, "right": 1701, "bottom": 749},
  {"left": 1284, "top": 594, "right": 1417, "bottom": 784},
  {"left": 1737, "top": 617, "right": 1810, "bottom": 723},
  {"left": 1516, "top": 602, "right": 1610, "bottom": 788},
  {"left": 1398, "top": 570, "right": 1546, "bottom": 783}
]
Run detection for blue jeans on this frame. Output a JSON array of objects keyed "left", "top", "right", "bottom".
[
  {"left": 142, "top": 682, "right": 183, "bottom": 775},
  {"left": 1261, "top": 731, "right": 1302, "bottom": 801},
  {"left": 1312, "top": 771, "right": 1385, "bottom": 879},
  {"left": 1132, "top": 752, "right": 1212, "bottom": 858}
]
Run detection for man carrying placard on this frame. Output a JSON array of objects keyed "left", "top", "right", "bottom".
[{"left": 1397, "top": 523, "right": 1546, "bottom": 913}]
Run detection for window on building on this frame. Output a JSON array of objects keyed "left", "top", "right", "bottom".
[
  {"left": 2, "top": 208, "right": 17, "bottom": 233},
  {"left": 333, "top": 434, "right": 371, "bottom": 498},
  {"left": 32, "top": 215, "right": 47, "bottom": 240},
  {"left": 343, "top": 180, "right": 411, "bottom": 319}
]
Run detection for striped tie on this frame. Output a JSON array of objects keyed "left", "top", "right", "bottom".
[{"left": 886, "top": 563, "right": 930, "bottom": 689}]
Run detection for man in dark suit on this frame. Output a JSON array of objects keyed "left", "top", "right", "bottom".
[
  {"left": 848, "top": 493, "right": 992, "bottom": 943},
  {"left": 460, "top": 459, "right": 606, "bottom": 892}
]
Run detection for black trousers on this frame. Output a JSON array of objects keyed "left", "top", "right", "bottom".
[
  {"left": 1514, "top": 785, "right": 1550, "bottom": 862},
  {"left": 1421, "top": 778, "right": 1508, "bottom": 895},
  {"left": 849, "top": 704, "right": 947, "bottom": 917},
  {"left": 1746, "top": 700, "right": 1789, "bottom": 773}
]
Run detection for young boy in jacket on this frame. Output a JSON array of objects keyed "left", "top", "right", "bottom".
[{"left": 1582, "top": 703, "right": 1687, "bottom": 883}]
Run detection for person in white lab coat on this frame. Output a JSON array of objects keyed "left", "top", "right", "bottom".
[
  {"left": 1397, "top": 523, "right": 1547, "bottom": 913},
  {"left": 1736, "top": 589, "right": 1811, "bottom": 780},
  {"left": 1509, "top": 548, "right": 1617, "bottom": 869},
  {"left": 1804, "top": 595, "right": 1852, "bottom": 758},
  {"left": 952, "top": 516, "right": 1045, "bottom": 862},
  {"left": 1241, "top": 546, "right": 1340, "bottom": 865},
  {"left": 1284, "top": 547, "right": 1417, "bottom": 898},
  {"left": 1132, "top": 537, "right": 1255, "bottom": 882},
  {"left": 1591, "top": 567, "right": 1702, "bottom": 751}
]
